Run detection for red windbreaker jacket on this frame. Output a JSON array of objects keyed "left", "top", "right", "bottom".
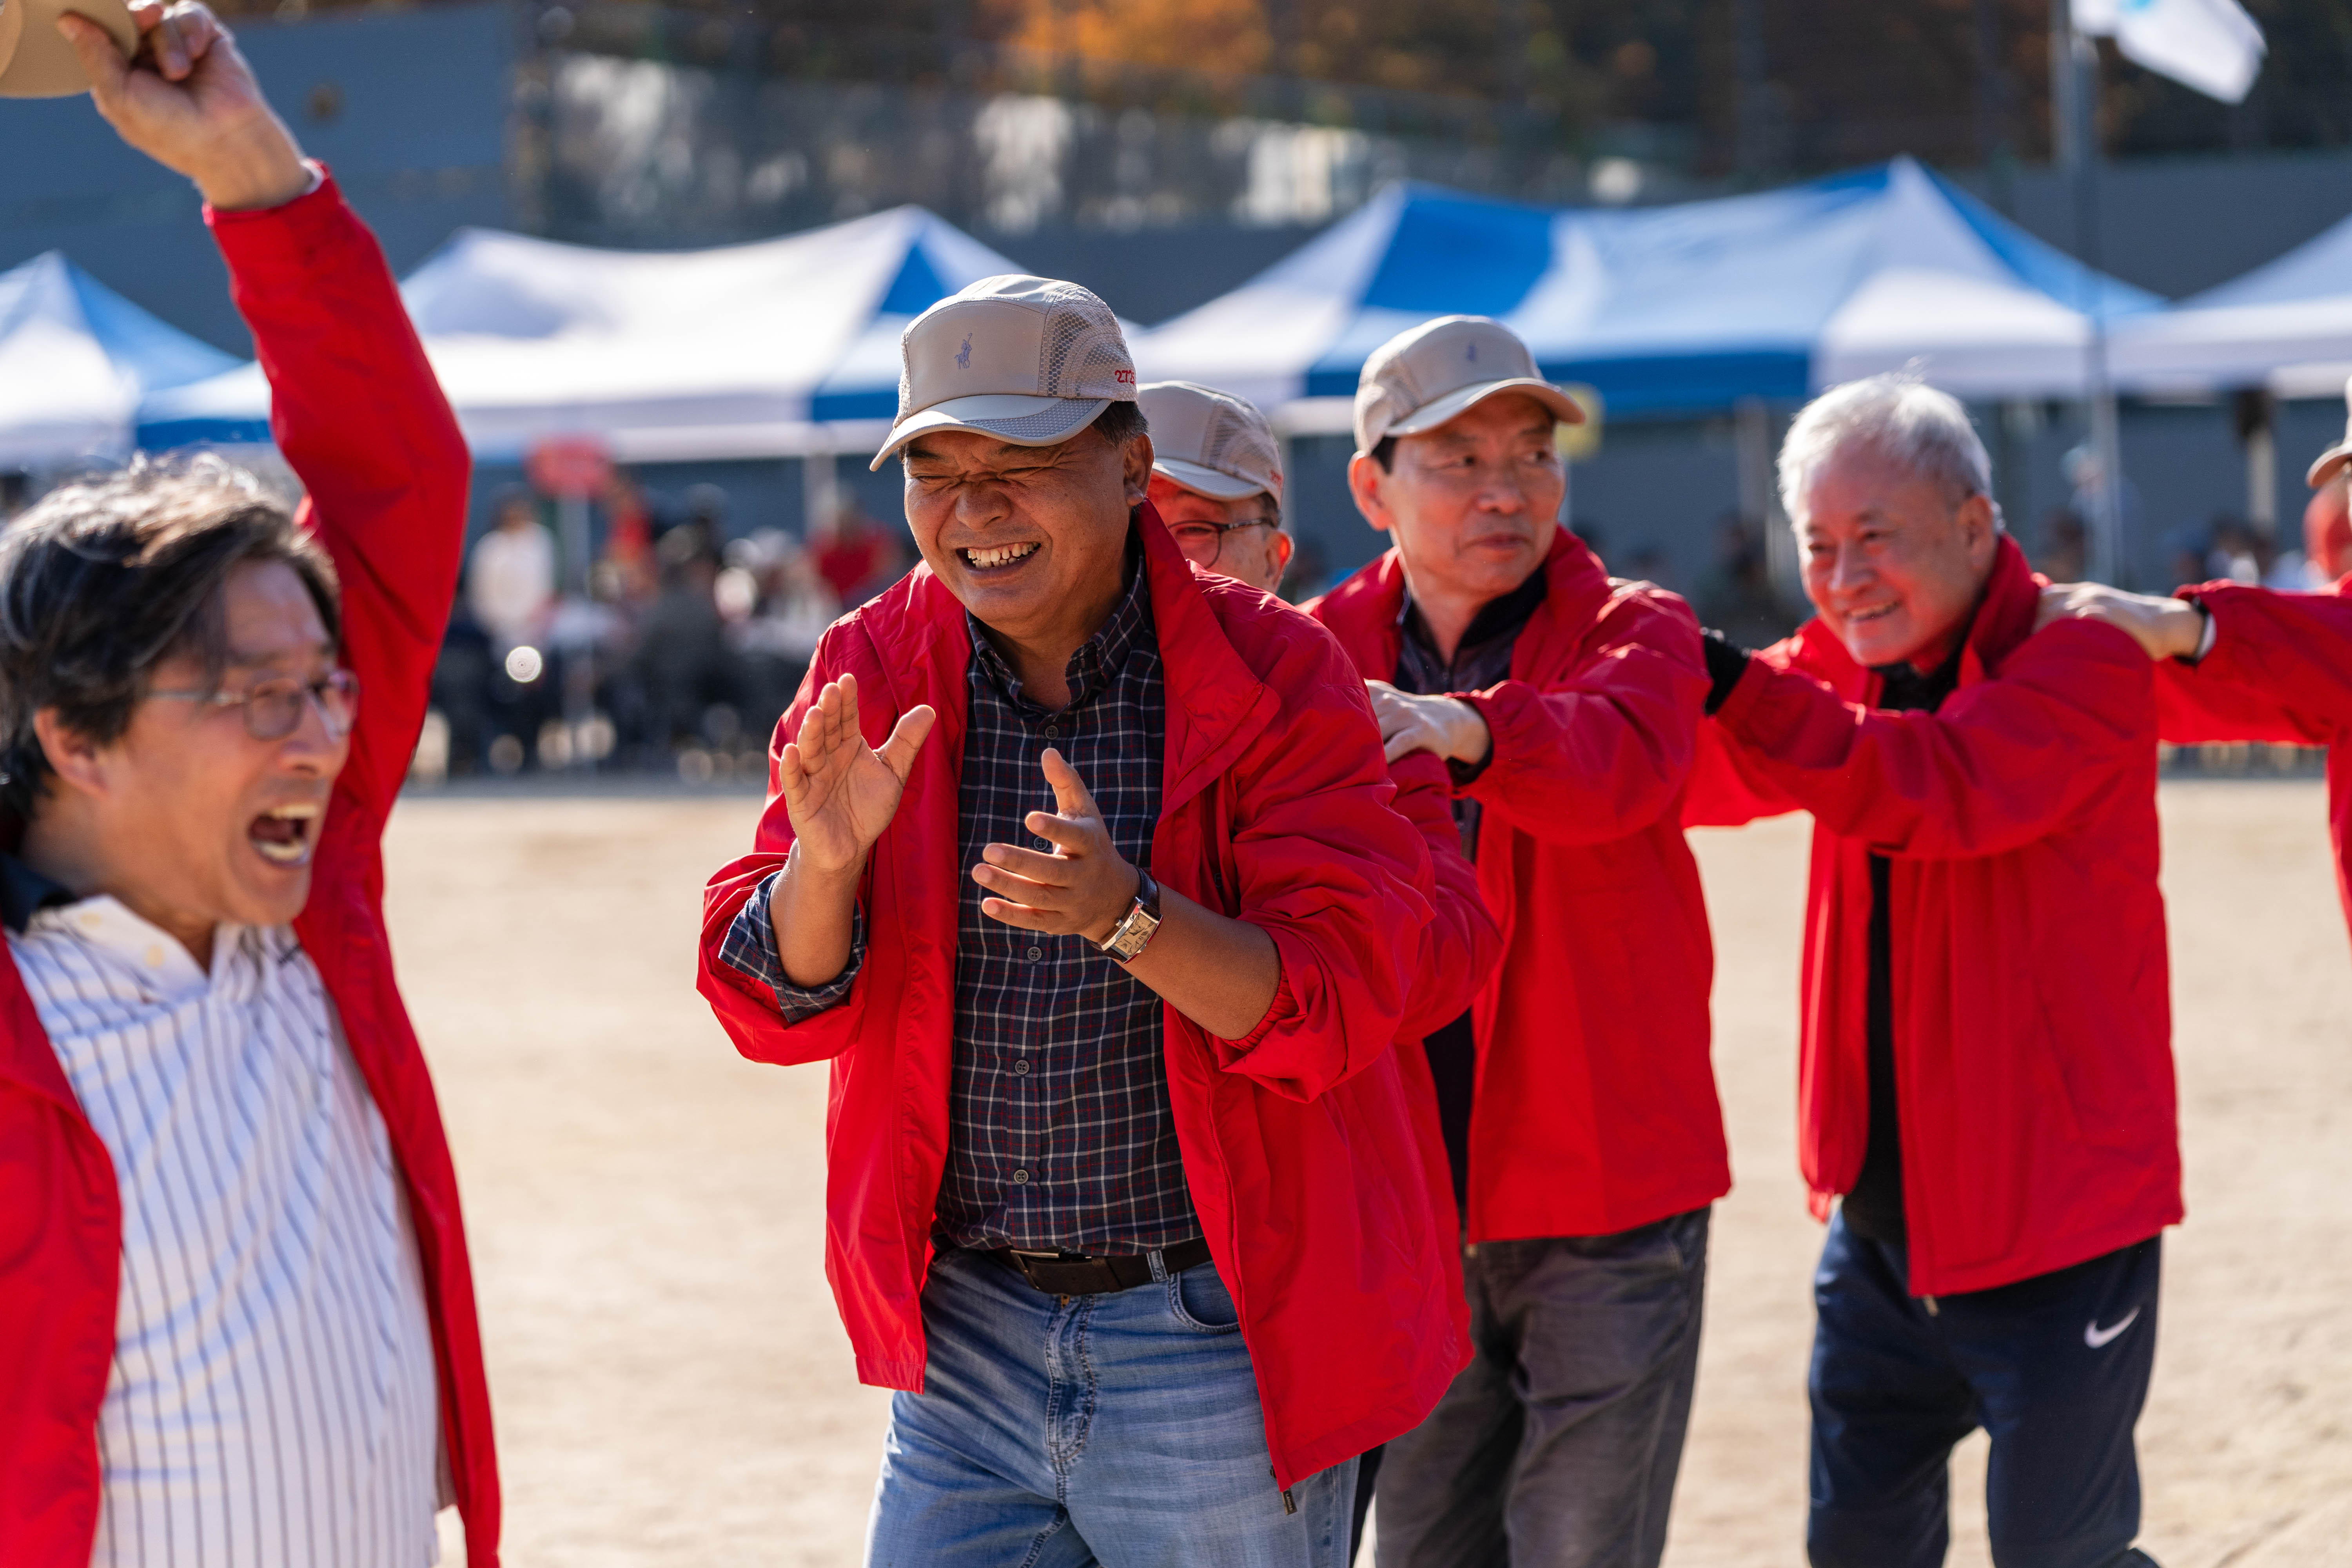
[
  {"left": 0, "top": 180, "right": 499, "bottom": 1566},
  {"left": 1308, "top": 530, "right": 1730, "bottom": 1243},
  {"left": 697, "top": 508, "right": 1468, "bottom": 1490},
  {"left": 2157, "top": 576, "right": 2352, "bottom": 942},
  {"left": 1686, "top": 537, "right": 2180, "bottom": 1296}
]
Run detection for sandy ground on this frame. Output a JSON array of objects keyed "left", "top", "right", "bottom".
[{"left": 393, "top": 779, "right": 2352, "bottom": 1568}]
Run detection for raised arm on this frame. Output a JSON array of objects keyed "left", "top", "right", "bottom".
[
  {"left": 67, "top": 1, "right": 470, "bottom": 833},
  {"left": 1709, "top": 620, "right": 2154, "bottom": 858}
]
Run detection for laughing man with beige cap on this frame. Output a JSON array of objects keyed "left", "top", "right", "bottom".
[
  {"left": 699, "top": 278, "right": 1469, "bottom": 1565},
  {"left": 2042, "top": 373, "right": 2352, "bottom": 951},
  {"left": 1306, "top": 315, "right": 1727, "bottom": 1568}
]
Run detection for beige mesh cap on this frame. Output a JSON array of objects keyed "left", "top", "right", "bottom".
[
  {"left": 1138, "top": 381, "right": 1284, "bottom": 508},
  {"left": 2309, "top": 376, "right": 2352, "bottom": 488},
  {"left": 870, "top": 274, "right": 1138, "bottom": 470},
  {"left": 1354, "top": 315, "right": 1584, "bottom": 457}
]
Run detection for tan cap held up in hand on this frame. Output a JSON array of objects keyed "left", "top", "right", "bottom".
[{"left": 0, "top": 0, "right": 138, "bottom": 98}]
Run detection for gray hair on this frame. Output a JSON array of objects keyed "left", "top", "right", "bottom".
[{"left": 1777, "top": 373, "right": 2001, "bottom": 529}]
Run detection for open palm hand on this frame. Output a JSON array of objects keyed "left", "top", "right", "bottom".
[{"left": 778, "top": 674, "right": 935, "bottom": 876}]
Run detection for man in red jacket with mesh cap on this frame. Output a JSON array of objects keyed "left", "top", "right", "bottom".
[
  {"left": 0, "top": 7, "right": 498, "bottom": 1564},
  {"left": 700, "top": 275, "right": 1463, "bottom": 1566},
  {"left": 1308, "top": 315, "right": 1726, "bottom": 1568},
  {"left": 1689, "top": 372, "right": 2173, "bottom": 1568}
]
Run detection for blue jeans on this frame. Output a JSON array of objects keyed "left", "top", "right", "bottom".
[
  {"left": 865, "top": 1246, "right": 1357, "bottom": 1568},
  {"left": 1809, "top": 1212, "right": 2163, "bottom": 1568}
]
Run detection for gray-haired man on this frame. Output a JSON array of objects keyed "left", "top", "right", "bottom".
[{"left": 1688, "top": 374, "right": 2174, "bottom": 1568}]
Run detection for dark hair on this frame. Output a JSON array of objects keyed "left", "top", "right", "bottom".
[
  {"left": 1370, "top": 435, "right": 1397, "bottom": 472},
  {"left": 1092, "top": 399, "right": 1149, "bottom": 450},
  {"left": 0, "top": 456, "right": 340, "bottom": 820}
]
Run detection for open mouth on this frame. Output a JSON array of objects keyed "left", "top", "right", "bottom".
[
  {"left": 961, "top": 541, "right": 1040, "bottom": 572},
  {"left": 249, "top": 802, "right": 322, "bottom": 867},
  {"left": 1848, "top": 602, "right": 1901, "bottom": 624}
]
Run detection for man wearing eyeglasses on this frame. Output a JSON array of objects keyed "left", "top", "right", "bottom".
[
  {"left": 1139, "top": 380, "right": 1297, "bottom": 592},
  {"left": 0, "top": 6, "right": 497, "bottom": 1565}
]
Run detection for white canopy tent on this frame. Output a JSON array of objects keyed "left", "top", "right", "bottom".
[
  {"left": 2107, "top": 211, "right": 2352, "bottom": 399},
  {"left": 0, "top": 251, "right": 238, "bottom": 468},
  {"left": 138, "top": 204, "right": 1023, "bottom": 463}
]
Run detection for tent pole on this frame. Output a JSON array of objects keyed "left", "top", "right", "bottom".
[{"left": 2056, "top": 0, "right": 2128, "bottom": 584}]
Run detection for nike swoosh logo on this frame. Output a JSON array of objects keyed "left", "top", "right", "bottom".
[{"left": 2085, "top": 1307, "right": 2142, "bottom": 1349}]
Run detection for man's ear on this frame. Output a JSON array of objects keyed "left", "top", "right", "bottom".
[
  {"left": 1271, "top": 530, "right": 1296, "bottom": 577},
  {"left": 1347, "top": 454, "right": 1395, "bottom": 534},
  {"left": 1121, "top": 434, "right": 1155, "bottom": 508},
  {"left": 1957, "top": 492, "right": 1999, "bottom": 566},
  {"left": 31, "top": 710, "right": 109, "bottom": 804}
]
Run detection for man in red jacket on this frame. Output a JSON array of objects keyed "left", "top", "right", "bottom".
[
  {"left": 699, "top": 277, "right": 1460, "bottom": 1565},
  {"left": 1689, "top": 373, "right": 2172, "bottom": 1568},
  {"left": 1307, "top": 316, "right": 1725, "bottom": 1568},
  {"left": 2040, "top": 382, "right": 2352, "bottom": 947},
  {"left": 0, "top": 6, "right": 497, "bottom": 1566},
  {"left": 1138, "top": 377, "right": 1501, "bottom": 1560}
]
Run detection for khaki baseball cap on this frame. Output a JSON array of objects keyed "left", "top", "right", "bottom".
[
  {"left": 869, "top": 274, "right": 1137, "bottom": 471},
  {"left": 1137, "top": 381, "right": 1283, "bottom": 509},
  {"left": 0, "top": 0, "right": 138, "bottom": 98},
  {"left": 2308, "top": 375, "right": 2352, "bottom": 488},
  {"left": 1354, "top": 314, "right": 1584, "bottom": 457}
]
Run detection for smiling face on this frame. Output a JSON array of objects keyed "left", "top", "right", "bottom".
[
  {"left": 902, "top": 423, "right": 1150, "bottom": 650},
  {"left": 1795, "top": 441, "right": 2000, "bottom": 670},
  {"left": 36, "top": 559, "right": 350, "bottom": 951},
  {"left": 1347, "top": 392, "right": 1563, "bottom": 606},
  {"left": 1146, "top": 474, "right": 1292, "bottom": 593}
]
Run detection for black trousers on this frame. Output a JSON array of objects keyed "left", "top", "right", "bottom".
[{"left": 1809, "top": 1212, "right": 2163, "bottom": 1568}]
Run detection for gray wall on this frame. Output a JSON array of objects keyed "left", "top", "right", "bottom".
[{"left": 0, "top": 3, "right": 518, "bottom": 356}]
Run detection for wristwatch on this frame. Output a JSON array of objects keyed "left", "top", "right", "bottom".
[{"left": 1094, "top": 866, "right": 1163, "bottom": 962}]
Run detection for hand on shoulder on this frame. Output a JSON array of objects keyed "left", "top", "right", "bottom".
[{"left": 2034, "top": 582, "right": 2207, "bottom": 662}]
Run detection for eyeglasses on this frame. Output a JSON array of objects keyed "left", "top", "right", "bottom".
[
  {"left": 1164, "top": 517, "right": 1278, "bottom": 568},
  {"left": 148, "top": 668, "right": 361, "bottom": 742}
]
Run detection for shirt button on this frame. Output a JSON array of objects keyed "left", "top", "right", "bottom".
[
  {"left": 77, "top": 911, "right": 100, "bottom": 932},
  {"left": 1026, "top": 945, "right": 1042, "bottom": 962},
  {"left": 1011, "top": 1169, "right": 1031, "bottom": 1184},
  {"left": 1043, "top": 724, "right": 1059, "bottom": 737},
  {"left": 1012, "top": 1059, "right": 1031, "bottom": 1076},
  {"left": 143, "top": 945, "right": 164, "bottom": 968}
]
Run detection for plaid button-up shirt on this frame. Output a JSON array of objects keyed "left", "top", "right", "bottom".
[{"left": 721, "top": 554, "right": 1198, "bottom": 1254}]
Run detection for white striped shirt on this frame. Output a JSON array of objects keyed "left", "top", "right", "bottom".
[{"left": 13, "top": 896, "right": 441, "bottom": 1568}]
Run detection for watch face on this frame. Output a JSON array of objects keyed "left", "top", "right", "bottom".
[{"left": 1106, "top": 906, "right": 1161, "bottom": 960}]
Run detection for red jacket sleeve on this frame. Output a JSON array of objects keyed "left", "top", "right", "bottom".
[
  {"left": 2157, "top": 582, "right": 2352, "bottom": 746},
  {"left": 695, "top": 622, "right": 875, "bottom": 1067},
  {"left": 1458, "top": 586, "right": 1707, "bottom": 844},
  {"left": 1682, "top": 633, "right": 1810, "bottom": 828},
  {"left": 1209, "top": 622, "right": 1433, "bottom": 1102},
  {"left": 209, "top": 174, "right": 469, "bottom": 844},
  {"left": 1387, "top": 752, "right": 1501, "bottom": 1040},
  {"left": 1709, "top": 620, "right": 2154, "bottom": 859}
]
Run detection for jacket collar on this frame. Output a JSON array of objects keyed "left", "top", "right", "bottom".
[
  {"left": 1312, "top": 525, "right": 1615, "bottom": 678},
  {"left": 1789, "top": 533, "right": 2043, "bottom": 698},
  {"left": 865, "top": 500, "right": 1278, "bottom": 815}
]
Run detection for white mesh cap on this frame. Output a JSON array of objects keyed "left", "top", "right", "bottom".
[
  {"left": 870, "top": 274, "right": 1138, "bottom": 470},
  {"left": 1354, "top": 315, "right": 1585, "bottom": 457},
  {"left": 1138, "top": 381, "right": 1284, "bottom": 508}
]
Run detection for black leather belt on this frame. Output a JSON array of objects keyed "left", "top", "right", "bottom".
[{"left": 988, "top": 1237, "right": 1213, "bottom": 1295}]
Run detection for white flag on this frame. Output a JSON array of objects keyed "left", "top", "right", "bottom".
[{"left": 2073, "top": 0, "right": 2266, "bottom": 103}]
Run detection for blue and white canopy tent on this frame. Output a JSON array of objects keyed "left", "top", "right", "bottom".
[
  {"left": 1133, "top": 159, "right": 2161, "bottom": 425},
  {"left": 138, "top": 204, "right": 1022, "bottom": 461},
  {"left": 0, "top": 252, "right": 239, "bottom": 468},
  {"left": 2109, "top": 209, "right": 2352, "bottom": 399}
]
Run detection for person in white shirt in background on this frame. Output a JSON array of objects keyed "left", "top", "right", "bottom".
[{"left": 467, "top": 486, "right": 557, "bottom": 653}]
